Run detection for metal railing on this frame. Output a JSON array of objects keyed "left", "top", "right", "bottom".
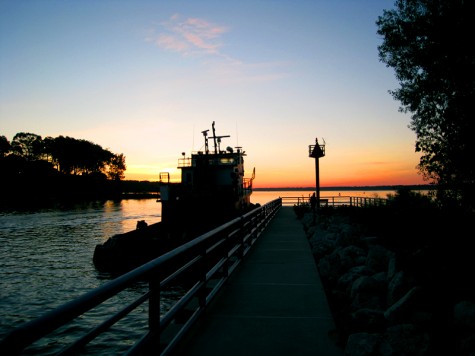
[
  {"left": 281, "top": 195, "right": 388, "bottom": 207},
  {"left": 308, "top": 143, "right": 325, "bottom": 158},
  {"left": 0, "top": 199, "right": 282, "bottom": 355}
]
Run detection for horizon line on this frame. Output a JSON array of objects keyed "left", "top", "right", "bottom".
[{"left": 253, "top": 184, "right": 432, "bottom": 191}]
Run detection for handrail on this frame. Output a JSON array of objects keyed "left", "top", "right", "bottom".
[
  {"left": 0, "top": 198, "right": 282, "bottom": 355},
  {"left": 281, "top": 195, "right": 388, "bottom": 207}
]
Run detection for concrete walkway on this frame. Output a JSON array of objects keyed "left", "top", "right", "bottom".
[{"left": 171, "top": 207, "right": 342, "bottom": 355}]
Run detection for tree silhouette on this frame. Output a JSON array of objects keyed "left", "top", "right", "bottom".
[
  {"left": 42, "top": 136, "right": 56, "bottom": 164},
  {"left": 11, "top": 132, "right": 43, "bottom": 161},
  {"left": 107, "top": 153, "right": 126, "bottom": 181},
  {"left": 0, "top": 135, "right": 10, "bottom": 158},
  {"left": 377, "top": 0, "right": 475, "bottom": 211},
  {"left": 44, "top": 135, "right": 119, "bottom": 177},
  {"left": 0, "top": 133, "right": 128, "bottom": 207}
]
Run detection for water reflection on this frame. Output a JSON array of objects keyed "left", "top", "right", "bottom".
[{"left": 0, "top": 199, "right": 162, "bottom": 347}]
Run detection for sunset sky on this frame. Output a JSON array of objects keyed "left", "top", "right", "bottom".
[{"left": 0, "top": 0, "right": 425, "bottom": 188}]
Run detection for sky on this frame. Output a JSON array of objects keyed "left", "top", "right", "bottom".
[{"left": 0, "top": 0, "right": 426, "bottom": 188}]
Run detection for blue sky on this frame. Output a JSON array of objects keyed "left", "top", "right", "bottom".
[{"left": 0, "top": 0, "right": 424, "bottom": 187}]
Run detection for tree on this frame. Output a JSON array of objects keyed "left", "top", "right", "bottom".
[
  {"left": 106, "top": 153, "right": 126, "bottom": 181},
  {"left": 46, "top": 136, "right": 118, "bottom": 176},
  {"left": 42, "top": 136, "right": 56, "bottom": 164},
  {"left": 47, "top": 135, "right": 76, "bottom": 174},
  {"left": 0, "top": 135, "right": 11, "bottom": 157},
  {"left": 11, "top": 132, "right": 43, "bottom": 161},
  {"left": 376, "top": 0, "right": 475, "bottom": 211}
]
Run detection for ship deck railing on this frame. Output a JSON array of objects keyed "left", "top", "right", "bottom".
[
  {"left": 0, "top": 199, "right": 282, "bottom": 355},
  {"left": 177, "top": 152, "right": 241, "bottom": 168},
  {"left": 243, "top": 178, "right": 253, "bottom": 190}
]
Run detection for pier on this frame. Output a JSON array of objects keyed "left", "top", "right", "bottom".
[{"left": 171, "top": 206, "right": 342, "bottom": 355}]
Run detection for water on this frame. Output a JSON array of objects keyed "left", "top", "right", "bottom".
[
  {"left": 0, "top": 199, "right": 164, "bottom": 353},
  {"left": 0, "top": 189, "right": 403, "bottom": 352},
  {"left": 251, "top": 189, "right": 398, "bottom": 206}
]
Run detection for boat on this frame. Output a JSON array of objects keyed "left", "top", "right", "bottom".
[{"left": 93, "top": 122, "right": 257, "bottom": 272}]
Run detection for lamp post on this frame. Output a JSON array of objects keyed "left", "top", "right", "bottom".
[{"left": 308, "top": 138, "right": 325, "bottom": 207}]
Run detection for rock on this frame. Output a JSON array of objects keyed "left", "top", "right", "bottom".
[
  {"left": 337, "top": 245, "right": 367, "bottom": 272},
  {"left": 338, "top": 266, "right": 375, "bottom": 294},
  {"left": 379, "top": 324, "right": 430, "bottom": 355},
  {"left": 384, "top": 286, "right": 423, "bottom": 324},
  {"left": 350, "top": 308, "right": 386, "bottom": 333},
  {"left": 345, "top": 332, "right": 381, "bottom": 356},
  {"left": 351, "top": 275, "right": 386, "bottom": 300},
  {"left": 453, "top": 300, "right": 475, "bottom": 355},
  {"left": 454, "top": 300, "right": 475, "bottom": 330},
  {"left": 387, "top": 271, "right": 411, "bottom": 305},
  {"left": 300, "top": 210, "right": 471, "bottom": 354},
  {"left": 366, "top": 244, "right": 394, "bottom": 273}
]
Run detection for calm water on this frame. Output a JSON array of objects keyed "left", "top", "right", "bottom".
[
  {"left": 0, "top": 199, "right": 166, "bottom": 353},
  {"left": 0, "top": 189, "right": 399, "bottom": 353},
  {"left": 251, "top": 189, "right": 398, "bottom": 206}
]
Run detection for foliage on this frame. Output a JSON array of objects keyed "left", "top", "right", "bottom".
[
  {"left": 309, "top": 188, "right": 474, "bottom": 353},
  {"left": 11, "top": 132, "right": 43, "bottom": 161},
  {"left": 0, "top": 132, "right": 127, "bottom": 208},
  {"left": 0, "top": 133, "right": 126, "bottom": 179},
  {"left": 293, "top": 202, "right": 311, "bottom": 219},
  {"left": 376, "top": 0, "right": 475, "bottom": 212},
  {"left": 0, "top": 135, "right": 10, "bottom": 157},
  {"left": 317, "top": 187, "right": 471, "bottom": 286},
  {"left": 107, "top": 153, "right": 126, "bottom": 181},
  {"left": 327, "top": 189, "right": 472, "bottom": 288}
]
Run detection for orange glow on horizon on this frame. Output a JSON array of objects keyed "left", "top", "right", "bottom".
[{"left": 125, "top": 168, "right": 427, "bottom": 188}]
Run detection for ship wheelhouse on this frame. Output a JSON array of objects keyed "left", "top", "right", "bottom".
[{"left": 159, "top": 122, "right": 254, "bottom": 225}]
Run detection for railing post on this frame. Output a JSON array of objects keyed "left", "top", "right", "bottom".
[
  {"left": 251, "top": 214, "right": 258, "bottom": 242},
  {"left": 223, "top": 232, "right": 230, "bottom": 280},
  {"left": 238, "top": 216, "right": 245, "bottom": 260},
  {"left": 199, "top": 246, "right": 207, "bottom": 308},
  {"left": 258, "top": 208, "right": 265, "bottom": 234}
]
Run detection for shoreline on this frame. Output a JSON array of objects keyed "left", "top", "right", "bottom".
[
  {"left": 252, "top": 184, "right": 432, "bottom": 191},
  {"left": 118, "top": 185, "right": 432, "bottom": 200}
]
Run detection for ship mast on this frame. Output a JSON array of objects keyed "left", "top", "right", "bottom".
[
  {"left": 209, "top": 121, "right": 230, "bottom": 154},
  {"left": 201, "top": 129, "right": 210, "bottom": 154}
]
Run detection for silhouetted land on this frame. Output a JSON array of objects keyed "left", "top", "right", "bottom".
[
  {"left": 0, "top": 178, "right": 433, "bottom": 211},
  {"left": 0, "top": 178, "right": 160, "bottom": 211}
]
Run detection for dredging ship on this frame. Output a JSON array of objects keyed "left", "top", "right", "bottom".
[{"left": 93, "top": 122, "right": 256, "bottom": 272}]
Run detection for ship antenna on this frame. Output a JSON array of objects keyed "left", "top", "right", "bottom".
[
  {"left": 209, "top": 121, "right": 230, "bottom": 154},
  {"left": 201, "top": 129, "right": 210, "bottom": 154},
  {"left": 235, "top": 121, "right": 239, "bottom": 147},
  {"left": 212, "top": 121, "right": 217, "bottom": 154}
]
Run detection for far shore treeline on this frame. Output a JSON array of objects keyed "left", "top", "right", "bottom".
[{"left": 0, "top": 132, "right": 130, "bottom": 209}]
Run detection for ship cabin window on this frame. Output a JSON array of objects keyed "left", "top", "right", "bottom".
[{"left": 219, "top": 158, "right": 234, "bottom": 164}]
